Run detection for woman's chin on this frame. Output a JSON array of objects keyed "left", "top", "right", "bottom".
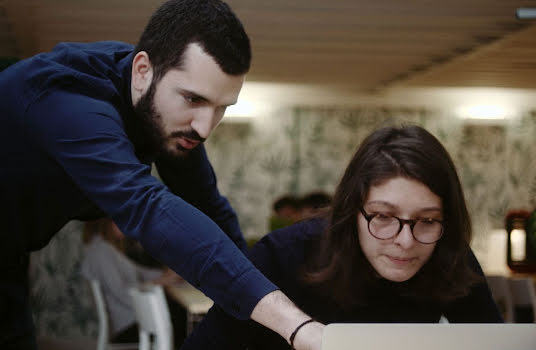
[{"left": 378, "top": 267, "right": 417, "bottom": 283}]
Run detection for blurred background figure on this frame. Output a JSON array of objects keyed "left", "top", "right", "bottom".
[
  {"left": 123, "top": 237, "right": 165, "bottom": 269},
  {"left": 299, "top": 191, "right": 332, "bottom": 219},
  {"left": 80, "top": 218, "right": 186, "bottom": 346},
  {"left": 269, "top": 195, "right": 302, "bottom": 231}
]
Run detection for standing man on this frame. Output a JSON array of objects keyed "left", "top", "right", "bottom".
[{"left": 0, "top": 1, "right": 323, "bottom": 349}]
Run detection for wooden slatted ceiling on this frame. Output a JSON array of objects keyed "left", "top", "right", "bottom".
[{"left": 0, "top": 0, "right": 535, "bottom": 92}]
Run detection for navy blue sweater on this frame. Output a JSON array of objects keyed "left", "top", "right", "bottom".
[
  {"left": 182, "top": 219, "right": 503, "bottom": 349},
  {"left": 0, "top": 41, "right": 276, "bottom": 319}
]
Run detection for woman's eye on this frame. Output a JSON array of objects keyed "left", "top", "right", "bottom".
[{"left": 375, "top": 213, "right": 392, "bottom": 219}]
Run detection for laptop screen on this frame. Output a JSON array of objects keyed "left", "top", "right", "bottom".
[{"left": 322, "top": 323, "right": 536, "bottom": 350}]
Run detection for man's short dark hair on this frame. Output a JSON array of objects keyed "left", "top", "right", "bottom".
[{"left": 135, "top": 0, "right": 251, "bottom": 82}]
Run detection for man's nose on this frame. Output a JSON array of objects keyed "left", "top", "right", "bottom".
[{"left": 191, "top": 108, "right": 217, "bottom": 139}]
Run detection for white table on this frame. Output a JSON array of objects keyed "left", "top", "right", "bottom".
[{"left": 166, "top": 283, "right": 213, "bottom": 334}]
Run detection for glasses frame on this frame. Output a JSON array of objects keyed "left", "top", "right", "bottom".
[{"left": 359, "top": 208, "right": 444, "bottom": 244}]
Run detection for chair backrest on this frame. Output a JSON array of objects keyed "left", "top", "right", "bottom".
[
  {"left": 129, "top": 284, "right": 173, "bottom": 350},
  {"left": 485, "top": 275, "right": 514, "bottom": 322},
  {"left": 88, "top": 279, "right": 139, "bottom": 350},
  {"left": 89, "top": 279, "right": 112, "bottom": 350},
  {"left": 509, "top": 278, "right": 536, "bottom": 323}
]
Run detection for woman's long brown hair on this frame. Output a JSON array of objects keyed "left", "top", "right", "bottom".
[{"left": 302, "top": 125, "right": 481, "bottom": 307}]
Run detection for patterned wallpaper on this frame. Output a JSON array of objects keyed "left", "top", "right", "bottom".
[
  {"left": 29, "top": 106, "right": 536, "bottom": 338},
  {"left": 208, "top": 107, "right": 536, "bottom": 242}
]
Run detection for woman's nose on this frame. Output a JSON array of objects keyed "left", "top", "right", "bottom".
[{"left": 393, "top": 223, "right": 416, "bottom": 249}]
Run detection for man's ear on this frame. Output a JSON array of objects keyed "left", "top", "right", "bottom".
[{"left": 131, "top": 51, "right": 154, "bottom": 94}]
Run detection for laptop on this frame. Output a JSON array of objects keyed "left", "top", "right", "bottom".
[{"left": 322, "top": 323, "right": 536, "bottom": 350}]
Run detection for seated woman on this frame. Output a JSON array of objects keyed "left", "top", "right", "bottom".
[
  {"left": 181, "top": 125, "right": 502, "bottom": 350},
  {"left": 80, "top": 217, "right": 183, "bottom": 343}
]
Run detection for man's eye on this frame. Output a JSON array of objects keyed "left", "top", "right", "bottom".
[{"left": 185, "top": 95, "right": 203, "bottom": 104}]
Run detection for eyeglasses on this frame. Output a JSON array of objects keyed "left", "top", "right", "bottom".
[{"left": 359, "top": 208, "right": 444, "bottom": 244}]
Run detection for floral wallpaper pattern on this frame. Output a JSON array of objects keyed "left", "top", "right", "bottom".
[{"left": 29, "top": 106, "right": 536, "bottom": 338}]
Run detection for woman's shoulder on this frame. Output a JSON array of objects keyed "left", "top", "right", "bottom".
[
  {"left": 248, "top": 218, "right": 326, "bottom": 279},
  {"left": 252, "top": 218, "right": 326, "bottom": 253}
]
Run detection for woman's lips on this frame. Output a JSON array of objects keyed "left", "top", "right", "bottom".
[{"left": 387, "top": 255, "right": 415, "bottom": 265}]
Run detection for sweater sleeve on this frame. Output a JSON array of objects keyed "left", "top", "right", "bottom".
[
  {"left": 181, "top": 221, "right": 319, "bottom": 350},
  {"left": 25, "top": 91, "right": 277, "bottom": 320},
  {"left": 180, "top": 304, "right": 251, "bottom": 350},
  {"left": 180, "top": 235, "right": 285, "bottom": 350}
]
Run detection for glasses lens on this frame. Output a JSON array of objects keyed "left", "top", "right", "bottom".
[
  {"left": 369, "top": 216, "right": 400, "bottom": 239},
  {"left": 413, "top": 220, "right": 443, "bottom": 243}
]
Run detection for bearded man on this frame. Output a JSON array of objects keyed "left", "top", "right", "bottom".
[{"left": 0, "top": 1, "right": 323, "bottom": 349}]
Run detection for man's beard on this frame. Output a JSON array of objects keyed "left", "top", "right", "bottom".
[{"left": 131, "top": 82, "right": 204, "bottom": 161}]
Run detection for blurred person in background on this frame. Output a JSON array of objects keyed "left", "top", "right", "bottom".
[
  {"left": 81, "top": 217, "right": 186, "bottom": 344},
  {"left": 299, "top": 191, "right": 332, "bottom": 220},
  {"left": 269, "top": 195, "right": 302, "bottom": 232}
]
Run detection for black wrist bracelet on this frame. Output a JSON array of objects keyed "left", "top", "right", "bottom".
[{"left": 289, "top": 318, "right": 315, "bottom": 350}]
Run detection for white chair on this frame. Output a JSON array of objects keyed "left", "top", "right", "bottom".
[
  {"left": 509, "top": 277, "right": 536, "bottom": 323},
  {"left": 129, "top": 284, "right": 173, "bottom": 350},
  {"left": 485, "top": 275, "right": 514, "bottom": 322},
  {"left": 88, "top": 279, "right": 138, "bottom": 350}
]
